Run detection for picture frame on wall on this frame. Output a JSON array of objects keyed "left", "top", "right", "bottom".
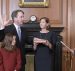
[{"left": 19, "top": 0, "right": 49, "bottom": 8}]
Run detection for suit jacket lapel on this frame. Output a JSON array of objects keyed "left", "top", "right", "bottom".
[{"left": 12, "top": 24, "right": 20, "bottom": 42}]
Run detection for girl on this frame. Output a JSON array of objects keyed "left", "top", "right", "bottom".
[{"left": 0, "top": 33, "right": 21, "bottom": 71}]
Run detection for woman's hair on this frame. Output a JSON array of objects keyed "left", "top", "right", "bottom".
[
  {"left": 40, "top": 17, "right": 50, "bottom": 23},
  {"left": 1, "top": 33, "right": 16, "bottom": 51},
  {"left": 0, "top": 42, "right": 3, "bottom": 48},
  {"left": 40, "top": 17, "right": 51, "bottom": 29}
]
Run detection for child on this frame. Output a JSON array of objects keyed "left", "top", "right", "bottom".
[{"left": 0, "top": 33, "right": 21, "bottom": 71}]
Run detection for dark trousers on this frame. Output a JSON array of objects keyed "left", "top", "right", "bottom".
[
  {"left": 20, "top": 48, "right": 26, "bottom": 71},
  {"left": 20, "top": 64, "right": 25, "bottom": 71}
]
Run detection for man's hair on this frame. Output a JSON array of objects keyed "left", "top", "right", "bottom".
[{"left": 11, "top": 10, "right": 24, "bottom": 20}]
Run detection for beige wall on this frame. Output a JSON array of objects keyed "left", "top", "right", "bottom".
[{"left": 9, "top": 0, "right": 61, "bottom": 21}]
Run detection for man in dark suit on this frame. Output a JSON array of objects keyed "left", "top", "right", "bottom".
[{"left": 0, "top": 10, "right": 27, "bottom": 71}]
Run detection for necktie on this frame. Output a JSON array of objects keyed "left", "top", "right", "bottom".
[{"left": 17, "top": 26, "right": 21, "bottom": 41}]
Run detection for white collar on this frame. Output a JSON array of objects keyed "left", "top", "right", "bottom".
[{"left": 14, "top": 23, "right": 20, "bottom": 29}]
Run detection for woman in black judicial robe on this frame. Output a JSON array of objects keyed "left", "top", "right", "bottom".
[{"left": 33, "top": 17, "right": 57, "bottom": 71}]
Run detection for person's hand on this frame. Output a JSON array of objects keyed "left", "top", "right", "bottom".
[
  {"left": 33, "top": 37, "right": 46, "bottom": 50},
  {"left": 33, "top": 42, "right": 38, "bottom": 50},
  {"left": 42, "top": 40, "right": 52, "bottom": 48},
  {"left": 34, "top": 37, "right": 46, "bottom": 44},
  {"left": 33, "top": 37, "right": 39, "bottom": 50},
  {"left": 3, "top": 16, "right": 12, "bottom": 27},
  {"left": 0, "top": 15, "right": 12, "bottom": 28}
]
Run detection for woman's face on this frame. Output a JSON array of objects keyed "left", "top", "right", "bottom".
[
  {"left": 4, "top": 35, "right": 16, "bottom": 51},
  {"left": 11, "top": 36, "right": 16, "bottom": 46},
  {"left": 40, "top": 19, "right": 48, "bottom": 29}
]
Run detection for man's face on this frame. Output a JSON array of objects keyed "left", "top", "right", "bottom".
[{"left": 14, "top": 12, "right": 25, "bottom": 25}]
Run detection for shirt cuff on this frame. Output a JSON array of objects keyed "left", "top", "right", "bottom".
[{"left": 0, "top": 26, "right": 4, "bottom": 30}]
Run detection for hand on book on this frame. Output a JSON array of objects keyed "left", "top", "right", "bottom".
[
  {"left": 34, "top": 37, "right": 46, "bottom": 44},
  {"left": 33, "top": 37, "right": 46, "bottom": 50},
  {"left": 33, "top": 37, "right": 52, "bottom": 49}
]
